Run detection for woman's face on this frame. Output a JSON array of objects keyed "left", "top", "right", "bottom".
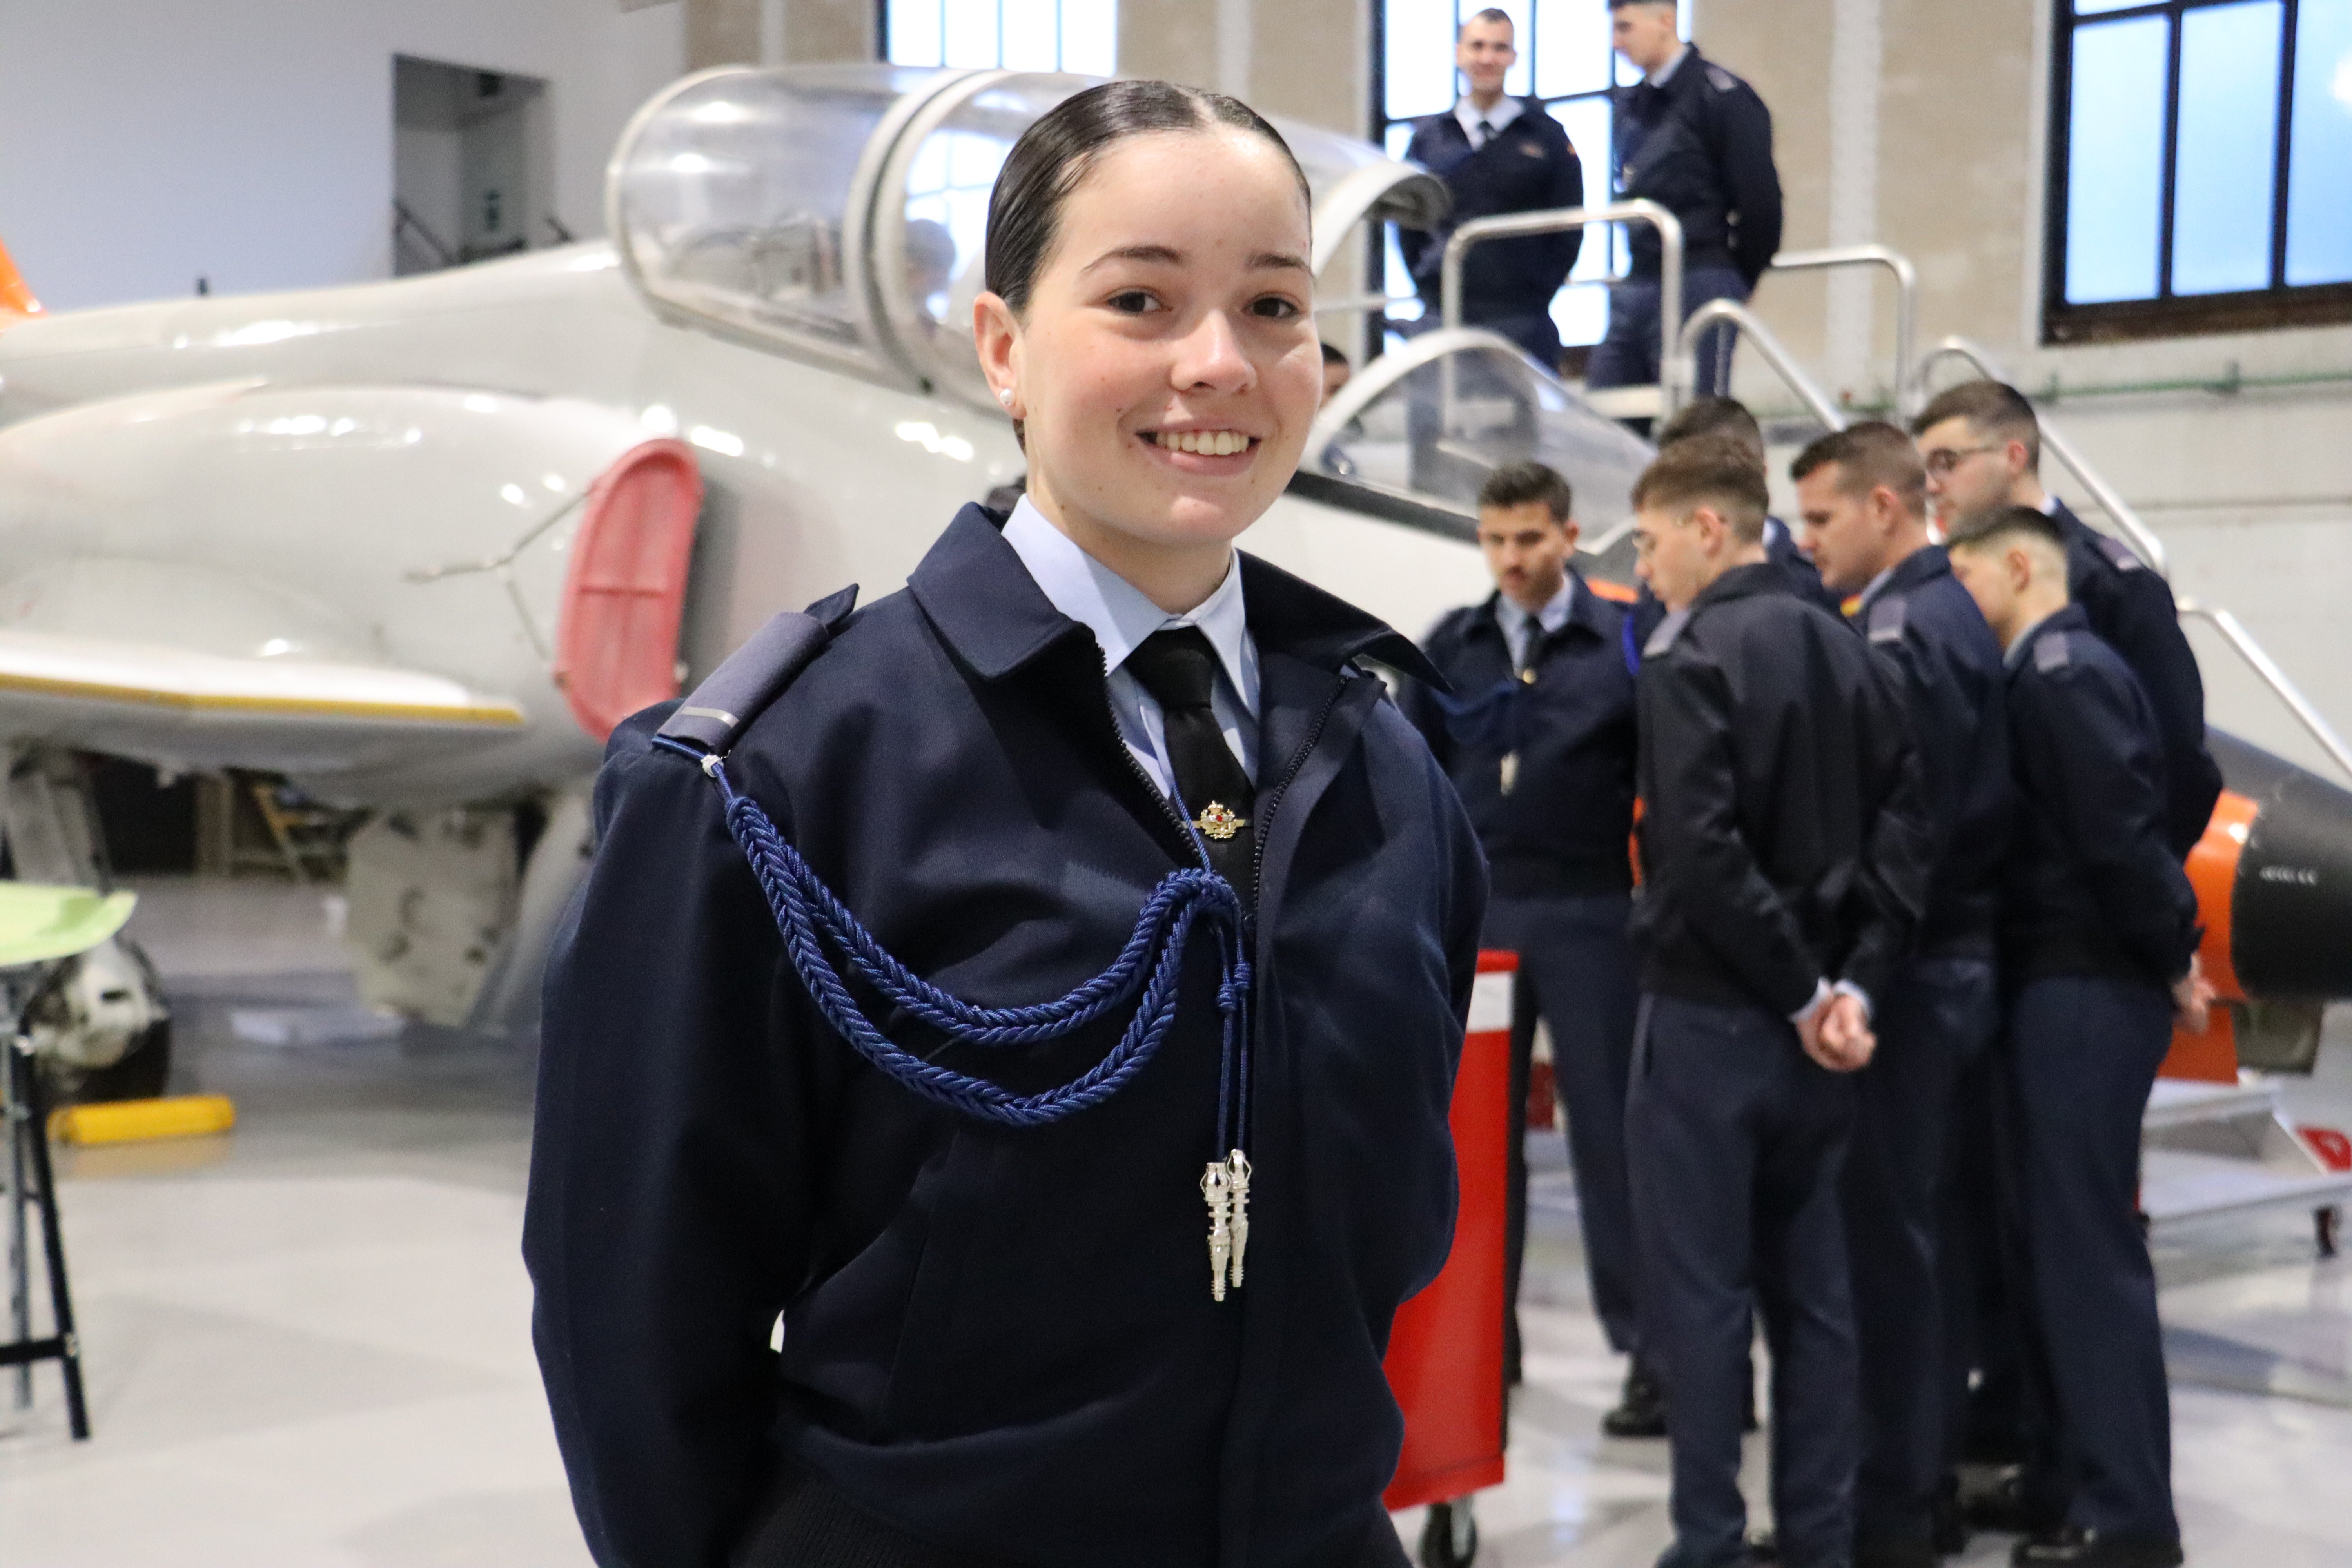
[{"left": 976, "top": 127, "right": 1321, "bottom": 590}]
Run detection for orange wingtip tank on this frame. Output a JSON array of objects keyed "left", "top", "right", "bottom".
[{"left": 0, "top": 235, "right": 44, "bottom": 322}]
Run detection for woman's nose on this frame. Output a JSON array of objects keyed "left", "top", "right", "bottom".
[{"left": 1172, "top": 310, "right": 1255, "bottom": 395}]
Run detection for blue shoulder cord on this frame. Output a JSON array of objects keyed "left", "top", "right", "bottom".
[{"left": 650, "top": 735, "right": 1253, "bottom": 1157}]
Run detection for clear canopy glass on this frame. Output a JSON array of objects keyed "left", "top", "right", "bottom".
[
  {"left": 1314, "top": 340, "right": 1654, "bottom": 532},
  {"left": 609, "top": 64, "right": 946, "bottom": 366}
]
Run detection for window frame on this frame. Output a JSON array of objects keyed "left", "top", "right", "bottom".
[
  {"left": 874, "top": 0, "right": 1116, "bottom": 74},
  {"left": 2044, "top": 0, "right": 2352, "bottom": 344}
]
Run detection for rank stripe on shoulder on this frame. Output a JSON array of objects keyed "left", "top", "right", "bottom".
[
  {"left": 2035, "top": 631, "right": 2071, "bottom": 671},
  {"left": 1867, "top": 598, "right": 1907, "bottom": 644}
]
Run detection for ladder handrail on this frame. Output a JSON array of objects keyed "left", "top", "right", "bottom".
[
  {"left": 1680, "top": 298, "right": 1850, "bottom": 434},
  {"left": 1766, "top": 245, "right": 1920, "bottom": 416},
  {"left": 1440, "top": 201, "right": 1688, "bottom": 416},
  {"left": 1915, "top": 336, "right": 2169, "bottom": 575},
  {"left": 2177, "top": 604, "right": 2352, "bottom": 787}
]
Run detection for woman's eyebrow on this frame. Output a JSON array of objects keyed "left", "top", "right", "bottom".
[{"left": 1079, "top": 245, "right": 1312, "bottom": 274}]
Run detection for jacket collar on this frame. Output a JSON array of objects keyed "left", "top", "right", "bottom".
[
  {"left": 1691, "top": 558, "right": 1791, "bottom": 613},
  {"left": 909, "top": 503, "right": 1443, "bottom": 688},
  {"left": 1858, "top": 542, "right": 1950, "bottom": 615},
  {"left": 2007, "top": 601, "right": 2090, "bottom": 672}
]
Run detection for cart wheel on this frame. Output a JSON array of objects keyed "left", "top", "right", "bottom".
[
  {"left": 2319, "top": 1205, "right": 2341, "bottom": 1260},
  {"left": 1418, "top": 1500, "right": 1478, "bottom": 1568}
]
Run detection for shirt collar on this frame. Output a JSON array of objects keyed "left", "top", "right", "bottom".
[
  {"left": 1455, "top": 94, "right": 1525, "bottom": 142},
  {"left": 1494, "top": 573, "right": 1577, "bottom": 641},
  {"left": 1648, "top": 45, "right": 1691, "bottom": 87},
  {"left": 1001, "top": 495, "right": 1257, "bottom": 715}
]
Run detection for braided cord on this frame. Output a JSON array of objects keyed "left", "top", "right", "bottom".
[{"left": 669, "top": 742, "right": 1251, "bottom": 1130}]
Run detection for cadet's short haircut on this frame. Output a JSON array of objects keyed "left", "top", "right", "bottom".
[
  {"left": 1789, "top": 421, "right": 1927, "bottom": 517},
  {"left": 1320, "top": 340, "right": 1350, "bottom": 367},
  {"left": 1607, "top": 0, "right": 1677, "bottom": 12},
  {"left": 1461, "top": 7, "right": 1514, "bottom": 34},
  {"left": 1656, "top": 395, "right": 1766, "bottom": 472},
  {"left": 1632, "top": 436, "right": 1769, "bottom": 543},
  {"left": 1478, "top": 460, "right": 1573, "bottom": 523},
  {"left": 1944, "top": 503, "right": 2067, "bottom": 556},
  {"left": 1911, "top": 380, "right": 2042, "bottom": 474}
]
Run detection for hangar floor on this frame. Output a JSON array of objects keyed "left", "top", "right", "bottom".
[{"left": 1, "top": 877, "right": 2348, "bottom": 1567}]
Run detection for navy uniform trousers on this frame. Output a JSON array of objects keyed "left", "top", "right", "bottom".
[
  {"left": 1483, "top": 893, "right": 1642, "bottom": 1368},
  {"left": 1628, "top": 993, "right": 1858, "bottom": 1568},
  {"left": 1584, "top": 265, "right": 1751, "bottom": 400},
  {"left": 2007, "top": 976, "right": 2180, "bottom": 1543},
  {"left": 1841, "top": 956, "right": 1998, "bottom": 1546}
]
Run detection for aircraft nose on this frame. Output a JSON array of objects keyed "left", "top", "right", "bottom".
[{"left": 2231, "top": 757, "right": 2352, "bottom": 1000}]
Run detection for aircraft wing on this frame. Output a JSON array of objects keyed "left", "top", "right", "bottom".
[{"left": 0, "top": 628, "right": 530, "bottom": 777}]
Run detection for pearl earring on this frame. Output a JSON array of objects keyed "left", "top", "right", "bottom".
[{"left": 998, "top": 388, "right": 1014, "bottom": 407}]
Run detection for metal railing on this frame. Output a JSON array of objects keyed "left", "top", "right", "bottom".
[
  {"left": 1766, "top": 244, "right": 1921, "bottom": 416},
  {"left": 1680, "top": 298, "right": 1849, "bottom": 433},
  {"left": 1441, "top": 201, "right": 1687, "bottom": 415},
  {"left": 1913, "top": 338, "right": 2352, "bottom": 785}
]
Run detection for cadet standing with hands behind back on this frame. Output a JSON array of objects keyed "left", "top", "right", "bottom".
[
  {"left": 1589, "top": 0, "right": 1784, "bottom": 403},
  {"left": 1625, "top": 437, "right": 1930, "bottom": 1568}
]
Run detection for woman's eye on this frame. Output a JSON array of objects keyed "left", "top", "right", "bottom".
[
  {"left": 1250, "top": 296, "right": 1303, "bottom": 320},
  {"left": 1107, "top": 290, "right": 1158, "bottom": 314}
]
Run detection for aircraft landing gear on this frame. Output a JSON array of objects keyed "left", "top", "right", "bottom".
[{"left": 2319, "top": 1205, "right": 2341, "bottom": 1260}]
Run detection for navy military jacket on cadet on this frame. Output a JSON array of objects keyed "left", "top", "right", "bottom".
[
  {"left": 1627, "top": 518, "right": 1840, "bottom": 664},
  {"left": 1402, "top": 575, "right": 1636, "bottom": 898},
  {"left": 1999, "top": 604, "right": 2200, "bottom": 991},
  {"left": 2048, "top": 499, "right": 2223, "bottom": 857},
  {"left": 1613, "top": 45, "right": 1783, "bottom": 286},
  {"left": 1630, "top": 562, "right": 1930, "bottom": 1016},
  {"left": 524, "top": 505, "right": 1487, "bottom": 1568},
  {"left": 1851, "top": 545, "right": 2012, "bottom": 958},
  {"left": 1398, "top": 102, "right": 1584, "bottom": 317}
]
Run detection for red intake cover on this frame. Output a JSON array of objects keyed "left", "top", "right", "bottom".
[{"left": 555, "top": 439, "right": 702, "bottom": 741}]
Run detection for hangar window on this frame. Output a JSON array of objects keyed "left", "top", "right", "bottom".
[
  {"left": 882, "top": 0, "right": 1117, "bottom": 73},
  {"left": 1373, "top": 0, "right": 1684, "bottom": 353},
  {"left": 2047, "top": 0, "right": 2352, "bottom": 341}
]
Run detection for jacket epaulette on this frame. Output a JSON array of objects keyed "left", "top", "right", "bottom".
[
  {"left": 656, "top": 584, "right": 860, "bottom": 754},
  {"left": 1866, "top": 596, "right": 1907, "bottom": 645},
  {"left": 2035, "top": 631, "right": 2072, "bottom": 671}
]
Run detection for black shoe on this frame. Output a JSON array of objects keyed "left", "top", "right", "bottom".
[
  {"left": 1601, "top": 1365, "right": 1667, "bottom": 1438},
  {"left": 1742, "top": 1382, "right": 1760, "bottom": 1434},
  {"left": 2011, "top": 1525, "right": 2184, "bottom": 1567},
  {"left": 1855, "top": 1534, "right": 1940, "bottom": 1568},
  {"left": 1966, "top": 1471, "right": 2066, "bottom": 1537},
  {"left": 1748, "top": 1526, "right": 1780, "bottom": 1562}
]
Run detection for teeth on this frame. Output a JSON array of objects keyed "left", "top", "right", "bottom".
[{"left": 1156, "top": 430, "right": 1249, "bottom": 456}]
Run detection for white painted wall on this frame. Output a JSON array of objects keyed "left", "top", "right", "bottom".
[{"left": 0, "top": 0, "right": 685, "bottom": 312}]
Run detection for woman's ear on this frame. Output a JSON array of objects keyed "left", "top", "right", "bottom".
[{"left": 973, "top": 291, "right": 1021, "bottom": 417}]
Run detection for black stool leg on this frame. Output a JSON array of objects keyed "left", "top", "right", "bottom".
[{"left": 10, "top": 1038, "right": 88, "bottom": 1439}]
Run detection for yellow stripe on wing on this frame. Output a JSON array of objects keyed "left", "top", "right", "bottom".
[{"left": 0, "top": 669, "right": 527, "bottom": 727}]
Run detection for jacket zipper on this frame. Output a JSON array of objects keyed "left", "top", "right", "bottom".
[
  {"left": 1249, "top": 670, "right": 1351, "bottom": 916},
  {"left": 1100, "top": 652, "right": 1213, "bottom": 874}
]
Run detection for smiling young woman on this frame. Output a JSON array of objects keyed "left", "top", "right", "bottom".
[{"left": 526, "top": 81, "right": 1485, "bottom": 1568}]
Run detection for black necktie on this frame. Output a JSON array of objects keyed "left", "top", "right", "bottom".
[
  {"left": 1475, "top": 117, "right": 1496, "bottom": 149},
  {"left": 1125, "top": 627, "right": 1255, "bottom": 890}
]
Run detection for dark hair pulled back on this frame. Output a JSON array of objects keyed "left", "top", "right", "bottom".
[{"left": 984, "top": 80, "right": 1311, "bottom": 319}]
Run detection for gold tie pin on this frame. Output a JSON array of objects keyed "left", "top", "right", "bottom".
[{"left": 1193, "top": 802, "right": 1248, "bottom": 841}]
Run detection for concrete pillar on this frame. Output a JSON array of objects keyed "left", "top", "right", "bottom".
[
  {"left": 686, "top": 0, "right": 765, "bottom": 69},
  {"left": 780, "top": 0, "right": 873, "bottom": 65}
]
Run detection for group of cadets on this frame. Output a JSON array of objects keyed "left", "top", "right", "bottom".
[
  {"left": 1400, "top": 0, "right": 1782, "bottom": 401},
  {"left": 1406, "top": 382, "right": 2216, "bottom": 1568}
]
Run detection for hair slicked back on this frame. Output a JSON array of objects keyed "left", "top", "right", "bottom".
[{"left": 1633, "top": 436, "right": 1769, "bottom": 542}]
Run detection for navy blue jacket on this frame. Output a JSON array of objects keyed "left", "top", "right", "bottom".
[
  {"left": 1613, "top": 45, "right": 1783, "bottom": 285},
  {"left": 1631, "top": 562, "right": 1931, "bottom": 1014},
  {"left": 1398, "top": 102, "right": 1584, "bottom": 316},
  {"left": 2000, "top": 605, "right": 2200, "bottom": 992},
  {"left": 2049, "top": 499, "right": 2223, "bottom": 857},
  {"left": 524, "top": 506, "right": 1487, "bottom": 1568},
  {"left": 1851, "top": 546, "right": 2012, "bottom": 958},
  {"left": 1403, "top": 576, "right": 1637, "bottom": 898}
]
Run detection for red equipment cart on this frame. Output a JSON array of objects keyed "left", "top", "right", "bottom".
[{"left": 1383, "top": 949, "right": 1515, "bottom": 1567}]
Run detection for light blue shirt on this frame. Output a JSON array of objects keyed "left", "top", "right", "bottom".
[
  {"left": 1493, "top": 575, "right": 1577, "bottom": 670},
  {"left": 1001, "top": 496, "right": 1259, "bottom": 797},
  {"left": 1454, "top": 94, "right": 1524, "bottom": 148}
]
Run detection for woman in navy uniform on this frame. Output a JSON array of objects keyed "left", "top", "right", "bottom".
[{"left": 523, "top": 82, "right": 1486, "bottom": 1568}]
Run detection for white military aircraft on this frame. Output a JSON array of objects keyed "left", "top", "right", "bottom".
[{"left": 0, "top": 64, "right": 1653, "bottom": 1088}]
